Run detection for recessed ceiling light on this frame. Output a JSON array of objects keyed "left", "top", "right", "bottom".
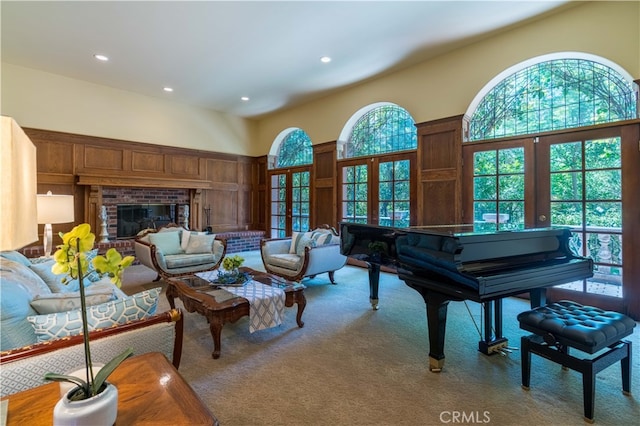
[
  {"left": 163, "top": 87, "right": 174, "bottom": 92},
  {"left": 94, "top": 54, "right": 109, "bottom": 62},
  {"left": 241, "top": 96, "right": 250, "bottom": 101},
  {"left": 320, "top": 56, "right": 332, "bottom": 63}
]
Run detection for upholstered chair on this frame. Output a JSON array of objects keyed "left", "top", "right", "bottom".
[
  {"left": 134, "top": 224, "right": 226, "bottom": 281},
  {"left": 260, "top": 226, "right": 347, "bottom": 283}
]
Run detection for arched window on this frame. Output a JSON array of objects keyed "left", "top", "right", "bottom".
[
  {"left": 338, "top": 103, "right": 417, "bottom": 228},
  {"left": 463, "top": 53, "right": 639, "bottom": 306},
  {"left": 468, "top": 55, "right": 638, "bottom": 141},
  {"left": 341, "top": 103, "right": 417, "bottom": 158},
  {"left": 267, "top": 128, "right": 313, "bottom": 237},
  {"left": 269, "top": 128, "right": 313, "bottom": 169}
]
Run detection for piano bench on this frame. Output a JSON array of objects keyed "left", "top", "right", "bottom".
[{"left": 517, "top": 300, "right": 635, "bottom": 423}]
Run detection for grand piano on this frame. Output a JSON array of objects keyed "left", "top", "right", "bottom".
[{"left": 339, "top": 223, "right": 594, "bottom": 372}]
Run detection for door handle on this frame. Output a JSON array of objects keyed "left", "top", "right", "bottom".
[{"left": 538, "top": 214, "right": 547, "bottom": 222}]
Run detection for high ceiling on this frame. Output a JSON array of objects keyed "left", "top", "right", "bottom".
[{"left": 1, "top": 1, "right": 572, "bottom": 118}]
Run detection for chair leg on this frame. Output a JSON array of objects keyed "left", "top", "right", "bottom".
[
  {"left": 621, "top": 341, "right": 632, "bottom": 395},
  {"left": 328, "top": 271, "right": 336, "bottom": 284},
  {"left": 521, "top": 336, "right": 532, "bottom": 390},
  {"left": 583, "top": 366, "right": 595, "bottom": 422}
]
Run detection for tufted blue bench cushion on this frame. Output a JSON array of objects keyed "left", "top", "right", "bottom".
[{"left": 517, "top": 300, "right": 635, "bottom": 353}]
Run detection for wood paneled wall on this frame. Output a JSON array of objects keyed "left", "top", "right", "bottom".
[
  {"left": 312, "top": 141, "right": 338, "bottom": 228},
  {"left": 24, "top": 128, "right": 259, "bottom": 242},
  {"left": 415, "top": 115, "right": 465, "bottom": 226}
]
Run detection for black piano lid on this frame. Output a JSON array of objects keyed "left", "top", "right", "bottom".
[
  {"left": 408, "top": 225, "right": 565, "bottom": 238},
  {"left": 405, "top": 226, "right": 575, "bottom": 263}
]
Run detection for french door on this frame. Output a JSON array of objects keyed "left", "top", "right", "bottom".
[
  {"left": 268, "top": 167, "right": 310, "bottom": 238},
  {"left": 536, "top": 127, "right": 627, "bottom": 312},
  {"left": 339, "top": 152, "right": 416, "bottom": 227},
  {"left": 463, "top": 124, "right": 639, "bottom": 316}
]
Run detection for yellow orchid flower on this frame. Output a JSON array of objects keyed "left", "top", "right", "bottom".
[
  {"left": 92, "top": 248, "right": 135, "bottom": 288},
  {"left": 52, "top": 224, "right": 96, "bottom": 280}
]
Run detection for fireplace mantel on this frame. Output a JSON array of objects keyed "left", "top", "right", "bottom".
[{"left": 77, "top": 174, "right": 211, "bottom": 189}]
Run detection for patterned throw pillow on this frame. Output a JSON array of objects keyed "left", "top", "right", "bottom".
[
  {"left": 295, "top": 235, "right": 316, "bottom": 256},
  {"left": 185, "top": 234, "right": 215, "bottom": 254},
  {"left": 289, "top": 231, "right": 313, "bottom": 254},
  {"left": 310, "top": 230, "right": 333, "bottom": 246},
  {"left": 27, "top": 287, "right": 161, "bottom": 342},
  {"left": 148, "top": 231, "right": 183, "bottom": 255},
  {"left": 84, "top": 249, "right": 102, "bottom": 282}
]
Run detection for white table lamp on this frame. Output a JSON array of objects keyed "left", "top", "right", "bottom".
[{"left": 37, "top": 191, "right": 75, "bottom": 257}]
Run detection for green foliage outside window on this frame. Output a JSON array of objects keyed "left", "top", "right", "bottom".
[
  {"left": 549, "top": 138, "right": 622, "bottom": 229},
  {"left": 347, "top": 105, "right": 417, "bottom": 157},
  {"left": 473, "top": 147, "right": 525, "bottom": 232},
  {"left": 469, "top": 59, "right": 636, "bottom": 141},
  {"left": 277, "top": 129, "right": 313, "bottom": 167},
  {"left": 341, "top": 164, "right": 368, "bottom": 223}
]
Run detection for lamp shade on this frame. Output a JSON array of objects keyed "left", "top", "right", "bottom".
[
  {"left": 37, "top": 192, "right": 75, "bottom": 224},
  {"left": 0, "top": 117, "right": 38, "bottom": 251}
]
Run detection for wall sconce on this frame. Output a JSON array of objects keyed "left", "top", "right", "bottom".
[{"left": 37, "top": 191, "right": 75, "bottom": 257}]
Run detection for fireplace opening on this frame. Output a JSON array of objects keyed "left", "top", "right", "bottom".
[{"left": 117, "top": 204, "right": 177, "bottom": 239}]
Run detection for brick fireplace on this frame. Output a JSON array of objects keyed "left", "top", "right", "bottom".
[{"left": 101, "top": 187, "right": 190, "bottom": 240}]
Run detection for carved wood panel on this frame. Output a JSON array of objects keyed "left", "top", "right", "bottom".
[
  {"left": 132, "top": 150, "right": 164, "bottom": 173},
  {"left": 312, "top": 142, "right": 337, "bottom": 228},
  {"left": 83, "top": 145, "right": 124, "bottom": 171},
  {"left": 415, "top": 115, "right": 464, "bottom": 226}
]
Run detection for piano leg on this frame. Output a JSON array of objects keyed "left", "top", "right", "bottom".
[
  {"left": 367, "top": 263, "right": 380, "bottom": 310},
  {"left": 425, "top": 293, "right": 449, "bottom": 372},
  {"left": 530, "top": 288, "right": 547, "bottom": 308},
  {"left": 408, "top": 285, "right": 449, "bottom": 372}
]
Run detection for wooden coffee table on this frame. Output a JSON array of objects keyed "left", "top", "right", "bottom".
[{"left": 166, "top": 267, "right": 306, "bottom": 359}]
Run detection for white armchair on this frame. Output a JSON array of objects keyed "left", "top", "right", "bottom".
[
  {"left": 260, "top": 226, "right": 347, "bottom": 283},
  {"left": 134, "top": 224, "right": 226, "bottom": 281}
]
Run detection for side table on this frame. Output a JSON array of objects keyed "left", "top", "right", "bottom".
[{"left": 1, "top": 352, "right": 218, "bottom": 425}]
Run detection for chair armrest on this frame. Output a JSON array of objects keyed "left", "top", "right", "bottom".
[
  {"left": 305, "top": 244, "right": 347, "bottom": 276},
  {"left": 260, "top": 238, "right": 292, "bottom": 256},
  {"left": 0, "top": 309, "right": 184, "bottom": 397},
  {"left": 134, "top": 237, "right": 162, "bottom": 269}
]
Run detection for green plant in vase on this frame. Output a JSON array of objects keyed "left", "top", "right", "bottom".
[
  {"left": 216, "top": 254, "right": 250, "bottom": 284},
  {"left": 43, "top": 223, "right": 135, "bottom": 401}
]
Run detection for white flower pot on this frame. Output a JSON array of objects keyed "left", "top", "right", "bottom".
[
  {"left": 59, "top": 364, "right": 105, "bottom": 397},
  {"left": 53, "top": 382, "right": 118, "bottom": 426}
]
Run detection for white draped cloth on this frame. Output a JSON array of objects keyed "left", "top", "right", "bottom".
[{"left": 197, "top": 271, "right": 285, "bottom": 332}]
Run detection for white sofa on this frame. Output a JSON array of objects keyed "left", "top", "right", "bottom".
[
  {"left": 260, "top": 227, "right": 347, "bottom": 283},
  {"left": 134, "top": 224, "right": 226, "bottom": 280},
  {"left": 0, "top": 251, "right": 184, "bottom": 396}
]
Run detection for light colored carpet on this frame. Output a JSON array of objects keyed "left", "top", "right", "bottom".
[{"left": 121, "top": 251, "right": 639, "bottom": 426}]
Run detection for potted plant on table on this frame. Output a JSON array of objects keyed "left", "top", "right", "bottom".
[
  {"left": 214, "top": 254, "right": 250, "bottom": 285},
  {"left": 44, "top": 224, "right": 135, "bottom": 425}
]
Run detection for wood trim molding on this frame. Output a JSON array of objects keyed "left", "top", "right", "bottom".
[{"left": 76, "top": 174, "right": 212, "bottom": 189}]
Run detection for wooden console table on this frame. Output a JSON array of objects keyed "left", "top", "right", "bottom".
[{"left": 1, "top": 352, "right": 218, "bottom": 425}]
